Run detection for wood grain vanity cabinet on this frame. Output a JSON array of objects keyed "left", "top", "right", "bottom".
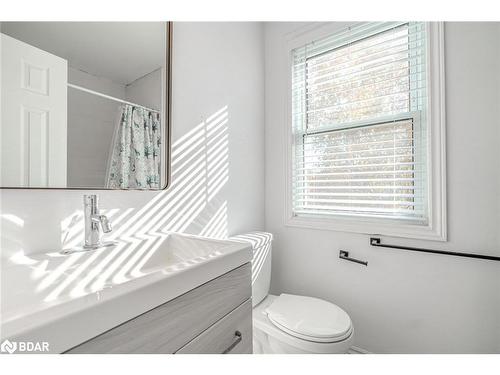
[{"left": 65, "top": 263, "right": 252, "bottom": 354}]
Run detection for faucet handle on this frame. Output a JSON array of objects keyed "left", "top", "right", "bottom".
[
  {"left": 84, "top": 194, "right": 98, "bottom": 206},
  {"left": 99, "top": 215, "right": 112, "bottom": 233}
]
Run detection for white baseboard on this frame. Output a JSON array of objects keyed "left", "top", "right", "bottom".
[{"left": 348, "top": 346, "right": 372, "bottom": 354}]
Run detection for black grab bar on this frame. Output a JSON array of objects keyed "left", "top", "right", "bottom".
[
  {"left": 339, "top": 250, "right": 368, "bottom": 266},
  {"left": 370, "top": 237, "right": 500, "bottom": 262}
]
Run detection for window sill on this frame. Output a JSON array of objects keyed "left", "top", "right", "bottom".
[{"left": 285, "top": 214, "right": 447, "bottom": 242}]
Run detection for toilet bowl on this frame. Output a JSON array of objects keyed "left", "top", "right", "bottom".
[{"left": 230, "top": 232, "right": 353, "bottom": 354}]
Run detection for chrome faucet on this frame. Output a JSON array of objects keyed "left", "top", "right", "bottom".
[{"left": 84, "top": 194, "right": 112, "bottom": 249}]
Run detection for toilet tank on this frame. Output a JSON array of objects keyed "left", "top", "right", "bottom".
[{"left": 229, "top": 232, "right": 273, "bottom": 307}]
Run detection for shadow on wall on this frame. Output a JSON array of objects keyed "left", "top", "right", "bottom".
[
  {"left": 1, "top": 106, "right": 231, "bottom": 301},
  {"left": 60, "top": 104, "right": 230, "bottom": 249}
]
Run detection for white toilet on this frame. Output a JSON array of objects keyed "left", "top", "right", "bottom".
[{"left": 231, "top": 232, "right": 353, "bottom": 354}]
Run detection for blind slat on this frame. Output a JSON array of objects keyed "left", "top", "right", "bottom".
[
  {"left": 300, "top": 51, "right": 426, "bottom": 87},
  {"left": 297, "top": 145, "right": 417, "bottom": 156},
  {"left": 294, "top": 95, "right": 426, "bottom": 118},
  {"left": 292, "top": 177, "right": 415, "bottom": 185},
  {"left": 293, "top": 170, "right": 420, "bottom": 177},
  {"left": 294, "top": 22, "right": 426, "bottom": 61},
  {"left": 293, "top": 77, "right": 426, "bottom": 104},
  {"left": 293, "top": 205, "right": 425, "bottom": 214}
]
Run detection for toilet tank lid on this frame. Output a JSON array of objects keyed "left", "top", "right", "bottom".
[
  {"left": 265, "top": 294, "right": 352, "bottom": 341},
  {"left": 229, "top": 232, "right": 273, "bottom": 250}
]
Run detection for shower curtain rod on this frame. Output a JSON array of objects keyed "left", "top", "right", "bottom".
[{"left": 68, "top": 83, "right": 160, "bottom": 114}]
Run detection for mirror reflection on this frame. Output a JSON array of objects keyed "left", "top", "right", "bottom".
[{"left": 0, "top": 22, "right": 169, "bottom": 189}]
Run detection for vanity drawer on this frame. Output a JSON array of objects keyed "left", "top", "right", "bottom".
[
  {"left": 176, "top": 299, "right": 252, "bottom": 354},
  {"left": 66, "top": 263, "right": 251, "bottom": 354}
]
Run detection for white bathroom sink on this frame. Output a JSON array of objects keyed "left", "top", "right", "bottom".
[{"left": 0, "top": 232, "right": 252, "bottom": 353}]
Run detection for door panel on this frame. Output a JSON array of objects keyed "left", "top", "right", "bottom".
[{"left": 1, "top": 33, "right": 67, "bottom": 187}]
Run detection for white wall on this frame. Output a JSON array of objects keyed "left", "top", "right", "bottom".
[
  {"left": 67, "top": 68, "right": 126, "bottom": 187},
  {"left": 0, "top": 22, "right": 265, "bottom": 258},
  {"left": 265, "top": 22, "right": 500, "bottom": 353},
  {"left": 125, "top": 68, "right": 162, "bottom": 111}
]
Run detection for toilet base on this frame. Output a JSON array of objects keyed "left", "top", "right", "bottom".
[{"left": 253, "top": 325, "right": 353, "bottom": 354}]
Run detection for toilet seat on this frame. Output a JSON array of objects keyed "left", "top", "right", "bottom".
[{"left": 265, "top": 294, "right": 353, "bottom": 343}]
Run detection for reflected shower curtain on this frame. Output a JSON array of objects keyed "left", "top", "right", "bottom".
[{"left": 106, "top": 105, "right": 161, "bottom": 189}]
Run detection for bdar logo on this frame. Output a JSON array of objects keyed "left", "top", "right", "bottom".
[{"left": 1, "top": 339, "right": 17, "bottom": 354}]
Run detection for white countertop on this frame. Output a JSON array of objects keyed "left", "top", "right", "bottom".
[{"left": 0, "top": 232, "right": 252, "bottom": 353}]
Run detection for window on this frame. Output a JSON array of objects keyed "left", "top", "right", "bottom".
[{"left": 288, "top": 22, "right": 446, "bottom": 240}]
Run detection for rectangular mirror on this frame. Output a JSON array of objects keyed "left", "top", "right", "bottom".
[{"left": 0, "top": 22, "right": 171, "bottom": 190}]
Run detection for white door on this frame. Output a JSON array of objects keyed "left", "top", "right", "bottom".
[{"left": 0, "top": 33, "right": 67, "bottom": 188}]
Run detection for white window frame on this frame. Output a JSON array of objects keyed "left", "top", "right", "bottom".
[{"left": 284, "top": 22, "right": 447, "bottom": 241}]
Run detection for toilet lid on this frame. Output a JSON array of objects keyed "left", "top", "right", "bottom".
[{"left": 265, "top": 294, "right": 352, "bottom": 343}]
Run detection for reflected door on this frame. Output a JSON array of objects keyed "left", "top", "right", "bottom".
[{"left": 1, "top": 33, "right": 67, "bottom": 187}]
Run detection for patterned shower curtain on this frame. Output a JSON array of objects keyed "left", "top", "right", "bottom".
[{"left": 106, "top": 105, "right": 161, "bottom": 189}]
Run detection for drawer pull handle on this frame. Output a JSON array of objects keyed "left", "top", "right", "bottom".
[{"left": 222, "top": 331, "right": 242, "bottom": 354}]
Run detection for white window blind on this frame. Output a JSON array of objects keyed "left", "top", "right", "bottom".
[{"left": 291, "top": 22, "right": 429, "bottom": 223}]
